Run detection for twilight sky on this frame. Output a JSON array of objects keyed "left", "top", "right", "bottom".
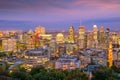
[{"left": 0, "top": 0, "right": 120, "bottom": 31}]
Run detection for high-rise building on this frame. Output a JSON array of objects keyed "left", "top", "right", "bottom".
[
  {"left": 0, "top": 32, "right": 3, "bottom": 37},
  {"left": 93, "top": 25, "right": 98, "bottom": 48},
  {"left": 34, "top": 26, "right": 46, "bottom": 47},
  {"left": 68, "top": 26, "right": 74, "bottom": 43},
  {"left": 118, "top": 37, "right": 120, "bottom": 49},
  {"left": 112, "top": 32, "right": 118, "bottom": 44},
  {"left": 99, "top": 26, "right": 105, "bottom": 43},
  {"left": 35, "top": 26, "right": 46, "bottom": 35},
  {"left": 26, "top": 35, "right": 35, "bottom": 50},
  {"left": 1, "top": 38, "right": 17, "bottom": 52},
  {"left": 78, "top": 26, "right": 85, "bottom": 49},
  {"left": 87, "top": 32, "right": 94, "bottom": 48},
  {"left": 107, "top": 41, "right": 113, "bottom": 67},
  {"left": 105, "top": 28, "right": 110, "bottom": 44}
]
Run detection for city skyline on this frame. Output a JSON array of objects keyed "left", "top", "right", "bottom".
[{"left": 0, "top": 0, "right": 120, "bottom": 31}]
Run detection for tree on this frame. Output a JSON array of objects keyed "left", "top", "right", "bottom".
[
  {"left": 92, "top": 66, "right": 119, "bottom": 80},
  {"left": 65, "top": 69, "right": 88, "bottom": 80}
]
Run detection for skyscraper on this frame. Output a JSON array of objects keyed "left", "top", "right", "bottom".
[
  {"left": 87, "top": 32, "right": 94, "bottom": 48},
  {"left": 78, "top": 26, "right": 85, "bottom": 49},
  {"left": 108, "top": 41, "right": 113, "bottom": 67},
  {"left": 68, "top": 26, "right": 75, "bottom": 43},
  {"left": 34, "top": 26, "right": 46, "bottom": 47},
  {"left": 105, "top": 28, "right": 110, "bottom": 44},
  {"left": 99, "top": 26, "right": 105, "bottom": 43},
  {"left": 93, "top": 25, "right": 98, "bottom": 48},
  {"left": 35, "top": 26, "right": 46, "bottom": 35}
]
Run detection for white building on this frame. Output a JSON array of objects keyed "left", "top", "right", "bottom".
[
  {"left": 25, "top": 47, "right": 50, "bottom": 68},
  {"left": 55, "top": 55, "right": 80, "bottom": 70}
]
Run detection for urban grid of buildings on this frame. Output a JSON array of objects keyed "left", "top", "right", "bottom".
[{"left": 0, "top": 25, "right": 120, "bottom": 73}]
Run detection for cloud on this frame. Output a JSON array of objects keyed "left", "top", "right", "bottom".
[{"left": 0, "top": 0, "right": 119, "bottom": 23}]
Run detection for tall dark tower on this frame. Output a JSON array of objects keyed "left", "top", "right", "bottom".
[
  {"left": 105, "top": 28, "right": 110, "bottom": 45},
  {"left": 99, "top": 26, "right": 105, "bottom": 43}
]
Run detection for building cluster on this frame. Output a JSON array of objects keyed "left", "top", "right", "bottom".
[{"left": 0, "top": 25, "right": 120, "bottom": 70}]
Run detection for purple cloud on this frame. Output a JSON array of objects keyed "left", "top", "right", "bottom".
[{"left": 0, "top": 0, "right": 120, "bottom": 30}]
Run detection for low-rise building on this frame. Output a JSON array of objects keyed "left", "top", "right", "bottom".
[
  {"left": 113, "top": 60, "right": 120, "bottom": 68},
  {"left": 55, "top": 54, "right": 80, "bottom": 70},
  {"left": 25, "top": 47, "right": 50, "bottom": 68}
]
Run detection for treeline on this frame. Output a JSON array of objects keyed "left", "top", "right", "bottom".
[
  {"left": 0, "top": 66, "right": 88, "bottom": 80},
  {"left": 0, "top": 65, "right": 120, "bottom": 80}
]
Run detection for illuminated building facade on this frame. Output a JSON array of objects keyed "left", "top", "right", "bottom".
[
  {"left": 55, "top": 55, "right": 80, "bottom": 70},
  {"left": 35, "top": 26, "right": 46, "bottom": 35},
  {"left": 107, "top": 41, "right": 113, "bottom": 67},
  {"left": 93, "top": 25, "right": 98, "bottom": 48},
  {"left": 56, "top": 33, "right": 64, "bottom": 44},
  {"left": 1, "top": 38, "right": 17, "bottom": 52},
  {"left": 112, "top": 33, "right": 118, "bottom": 44},
  {"left": 78, "top": 26, "right": 85, "bottom": 49},
  {"left": 118, "top": 37, "right": 120, "bottom": 49},
  {"left": 49, "top": 39, "right": 56, "bottom": 56},
  {"left": 25, "top": 47, "right": 50, "bottom": 68},
  {"left": 105, "top": 28, "right": 110, "bottom": 44},
  {"left": 68, "top": 26, "right": 75, "bottom": 43},
  {"left": 41, "top": 34, "right": 52, "bottom": 40},
  {"left": 0, "top": 32, "right": 3, "bottom": 37},
  {"left": 0, "top": 39, "right": 2, "bottom": 51},
  {"left": 57, "top": 44, "right": 66, "bottom": 56},
  {"left": 26, "top": 30, "right": 36, "bottom": 50},
  {"left": 87, "top": 32, "right": 94, "bottom": 48},
  {"left": 66, "top": 43, "right": 77, "bottom": 55},
  {"left": 34, "top": 26, "right": 46, "bottom": 47},
  {"left": 26, "top": 35, "right": 35, "bottom": 50},
  {"left": 99, "top": 26, "right": 105, "bottom": 43}
]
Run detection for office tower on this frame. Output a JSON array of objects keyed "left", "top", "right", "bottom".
[
  {"left": 112, "top": 33, "right": 118, "bottom": 44},
  {"left": 34, "top": 26, "right": 45, "bottom": 47},
  {"left": 105, "top": 28, "right": 110, "bottom": 44},
  {"left": 78, "top": 26, "right": 85, "bottom": 49},
  {"left": 35, "top": 26, "right": 46, "bottom": 35},
  {"left": 108, "top": 41, "right": 113, "bottom": 67},
  {"left": 99, "top": 26, "right": 105, "bottom": 43},
  {"left": 26, "top": 35, "right": 35, "bottom": 50},
  {"left": 93, "top": 25, "right": 98, "bottom": 48},
  {"left": 68, "top": 26, "right": 75, "bottom": 43},
  {"left": 1, "top": 38, "right": 17, "bottom": 52},
  {"left": 87, "top": 32, "right": 94, "bottom": 48}
]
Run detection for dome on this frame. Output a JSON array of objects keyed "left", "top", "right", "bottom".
[{"left": 56, "top": 33, "right": 64, "bottom": 37}]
